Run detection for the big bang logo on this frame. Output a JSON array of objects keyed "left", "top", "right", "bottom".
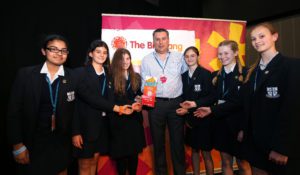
[{"left": 111, "top": 36, "right": 127, "bottom": 49}]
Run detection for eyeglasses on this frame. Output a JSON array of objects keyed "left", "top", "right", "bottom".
[{"left": 46, "top": 47, "right": 69, "bottom": 55}]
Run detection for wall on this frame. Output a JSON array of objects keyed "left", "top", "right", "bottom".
[{"left": 245, "top": 14, "right": 300, "bottom": 66}]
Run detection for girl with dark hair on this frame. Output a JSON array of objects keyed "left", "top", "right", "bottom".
[
  {"left": 109, "top": 48, "right": 146, "bottom": 175},
  {"left": 72, "top": 40, "right": 133, "bottom": 175},
  {"left": 7, "top": 34, "right": 75, "bottom": 175},
  {"left": 176, "top": 46, "right": 215, "bottom": 175}
]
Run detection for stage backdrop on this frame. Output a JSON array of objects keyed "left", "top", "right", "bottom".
[{"left": 99, "top": 13, "right": 246, "bottom": 175}]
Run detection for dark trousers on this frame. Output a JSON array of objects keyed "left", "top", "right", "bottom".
[{"left": 148, "top": 97, "right": 185, "bottom": 175}]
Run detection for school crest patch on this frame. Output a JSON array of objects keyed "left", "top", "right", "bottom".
[{"left": 266, "top": 87, "right": 280, "bottom": 98}]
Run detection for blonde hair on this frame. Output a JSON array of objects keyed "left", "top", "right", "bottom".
[{"left": 212, "top": 40, "right": 244, "bottom": 85}]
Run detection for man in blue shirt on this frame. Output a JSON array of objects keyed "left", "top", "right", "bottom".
[{"left": 141, "top": 28, "right": 188, "bottom": 175}]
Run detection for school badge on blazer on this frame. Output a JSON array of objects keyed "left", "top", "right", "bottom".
[
  {"left": 266, "top": 87, "right": 280, "bottom": 98},
  {"left": 67, "top": 91, "right": 75, "bottom": 102},
  {"left": 194, "top": 84, "right": 201, "bottom": 92}
]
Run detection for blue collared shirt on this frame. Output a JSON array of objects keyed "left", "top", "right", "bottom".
[{"left": 141, "top": 51, "right": 188, "bottom": 98}]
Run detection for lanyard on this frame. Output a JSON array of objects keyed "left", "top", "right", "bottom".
[
  {"left": 101, "top": 76, "right": 106, "bottom": 96},
  {"left": 221, "top": 71, "right": 229, "bottom": 98},
  {"left": 45, "top": 76, "right": 60, "bottom": 114},
  {"left": 153, "top": 52, "right": 170, "bottom": 74},
  {"left": 253, "top": 68, "right": 259, "bottom": 92},
  {"left": 126, "top": 76, "right": 131, "bottom": 91}
]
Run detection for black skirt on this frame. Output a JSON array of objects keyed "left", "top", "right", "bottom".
[
  {"left": 213, "top": 119, "right": 236, "bottom": 154},
  {"left": 73, "top": 136, "right": 109, "bottom": 158},
  {"left": 185, "top": 117, "right": 213, "bottom": 151}
]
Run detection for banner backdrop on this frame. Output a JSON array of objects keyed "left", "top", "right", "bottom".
[{"left": 100, "top": 13, "right": 246, "bottom": 175}]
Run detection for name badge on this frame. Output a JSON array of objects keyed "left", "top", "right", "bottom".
[{"left": 160, "top": 74, "right": 167, "bottom": 84}]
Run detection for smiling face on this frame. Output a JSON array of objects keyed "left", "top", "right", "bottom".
[
  {"left": 218, "top": 45, "right": 237, "bottom": 66},
  {"left": 250, "top": 25, "right": 278, "bottom": 54},
  {"left": 184, "top": 49, "right": 198, "bottom": 67},
  {"left": 90, "top": 46, "right": 108, "bottom": 65},
  {"left": 41, "top": 39, "right": 68, "bottom": 66}
]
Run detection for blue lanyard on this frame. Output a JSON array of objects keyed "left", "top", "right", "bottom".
[
  {"left": 126, "top": 76, "right": 131, "bottom": 91},
  {"left": 153, "top": 52, "right": 170, "bottom": 74},
  {"left": 221, "top": 71, "right": 229, "bottom": 98},
  {"left": 101, "top": 76, "right": 106, "bottom": 96},
  {"left": 45, "top": 76, "right": 60, "bottom": 114}
]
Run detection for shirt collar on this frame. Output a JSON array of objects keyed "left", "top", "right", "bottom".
[
  {"left": 259, "top": 52, "right": 279, "bottom": 70},
  {"left": 224, "top": 63, "right": 236, "bottom": 74},
  {"left": 153, "top": 50, "right": 171, "bottom": 60},
  {"left": 96, "top": 68, "right": 105, "bottom": 76},
  {"left": 40, "top": 62, "right": 64, "bottom": 84}
]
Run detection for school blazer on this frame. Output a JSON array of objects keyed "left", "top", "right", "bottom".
[
  {"left": 211, "top": 65, "right": 247, "bottom": 133},
  {"left": 243, "top": 53, "right": 290, "bottom": 155},
  {"left": 181, "top": 66, "right": 216, "bottom": 125},
  {"left": 7, "top": 64, "right": 76, "bottom": 147},
  {"left": 72, "top": 65, "right": 114, "bottom": 141}
]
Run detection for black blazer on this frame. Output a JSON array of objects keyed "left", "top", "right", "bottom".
[
  {"left": 72, "top": 64, "right": 114, "bottom": 141},
  {"left": 181, "top": 66, "right": 215, "bottom": 126},
  {"left": 109, "top": 73, "right": 145, "bottom": 158},
  {"left": 243, "top": 53, "right": 290, "bottom": 155},
  {"left": 211, "top": 65, "right": 247, "bottom": 133},
  {"left": 6, "top": 64, "right": 76, "bottom": 148},
  {"left": 285, "top": 58, "right": 300, "bottom": 174}
]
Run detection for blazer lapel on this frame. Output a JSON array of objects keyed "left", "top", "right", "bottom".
[
  {"left": 229, "top": 65, "right": 240, "bottom": 88},
  {"left": 255, "top": 54, "right": 281, "bottom": 92},
  {"left": 188, "top": 67, "right": 201, "bottom": 92},
  {"left": 56, "top": 71, "right": 69, "bottom": 128},
  {"left": 86, "top": 64, "right": 101, "bottom": 93},
  {"left": 31, "top": 65, "right": 44, "bottom": 114}
]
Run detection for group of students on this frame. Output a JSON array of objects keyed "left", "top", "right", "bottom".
[
  {"left": 7, "top": 22, "right": 299, "bottom": 175},
  {"left": 179, "top": 22, "right": 298, "bottom": 175},
  {"left": 7, "top": 35, "right": 145, "bottom": 175},
  {"left": 176, "top": 40, "right": 252, "bottom": 175}
]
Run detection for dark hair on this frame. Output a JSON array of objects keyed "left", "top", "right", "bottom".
[
  {"left": 153, "top": 28, "right": 169, "bottom": 38},
  {"left": 111, "top": 48, "right": 140, "bottom": 95},
  {"left": 42, "top": 34, "right": 69, "bottom": 49},
  {"left": 84, "top": 40, "right": 110, "bottom": 72},
  {"left": 212, "top": 40, "right": 244, "bottom": 85},
  {"left": 183, "top": 46, "right": 200, "bottom": 66},
  {"left": 245, "top": 22, "right": 278, "bottom": 83}
]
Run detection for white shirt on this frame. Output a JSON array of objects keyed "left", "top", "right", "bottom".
[
  {"left": 259, "top": 52, "right": 279, "bottom": 70},
  {"left": 141, "top": 51, "right": 188, "bottom": 98},
  {"left": 224, "top": 63, "right": 236, "bottom": 74},
  {"left": 95, "top": 68, "right": 105, "bottom": 76},
  {"left": 40, "top": 62, "right": 64, "bottom": 84}
]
